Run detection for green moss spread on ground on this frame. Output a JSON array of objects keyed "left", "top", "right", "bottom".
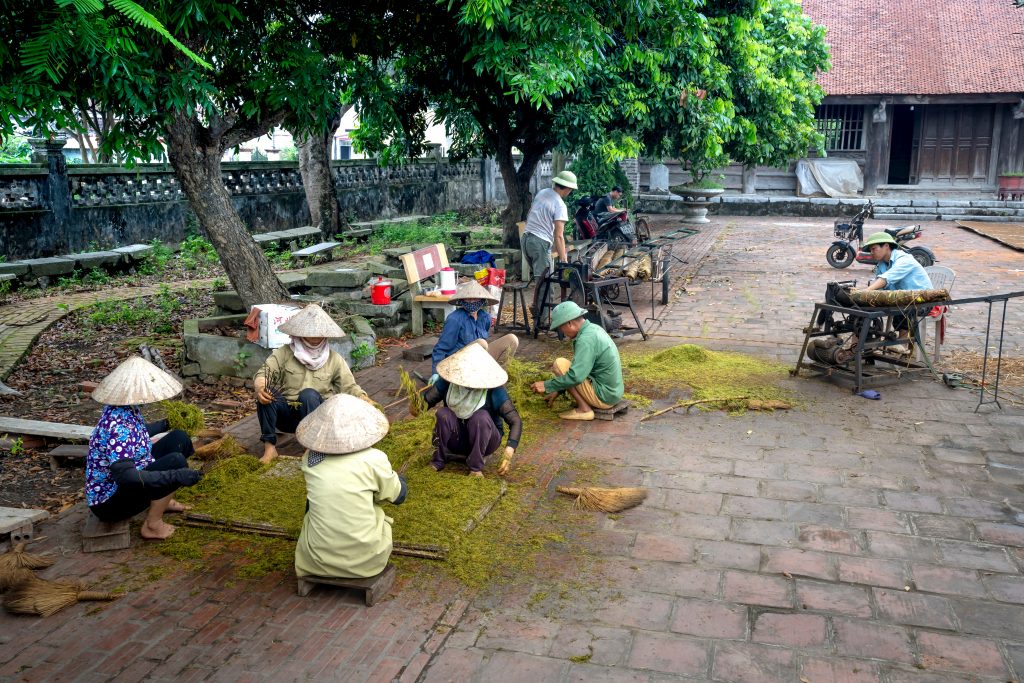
[
  {"left": 161, "top": 357, "right": 574, "bottom": 585},
  {"left": 621, "top": 343, "right": 793, "bottom": 409}
]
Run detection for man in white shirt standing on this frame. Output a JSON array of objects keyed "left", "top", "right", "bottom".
[{"left": 522, "top": 170, "right": 576, "bottom": 285}]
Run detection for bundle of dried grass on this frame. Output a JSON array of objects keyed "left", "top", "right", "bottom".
[
  {"left": 623, "top": 253, "right": 652, "bottom": 281},
  {"left": 3, "top": 575, "right": 118, "bottom": 617},
  {"left": 0, "top": 541, "right": 55, "bottom": 577},
  {"left": 556, "top": 486, "right": 648, "bottom": 513},
  {"left": 0, "top": 567, "right": 34, "bottom": 593},
  {"left": 193, "top": 435, "right": 247, "bottom": 461},
  {"left": 848, "top": 288, "right": 949, "bottom": 307},
  {"left": 397, "top": 367, "right": 428, "bottom": 417},
  {"left": 159, "top": 400, "right": 206, "bottom": 436}
]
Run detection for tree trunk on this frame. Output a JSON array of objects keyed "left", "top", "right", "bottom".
[
  {"left": 166, "top": 113, "right": 289, "bottom": 308},
  {"left": 497, "top": 148, "right": 544, "bottom": 248},
  {"left": 296, "top": 105, "right": 349, "bottom": 234}
]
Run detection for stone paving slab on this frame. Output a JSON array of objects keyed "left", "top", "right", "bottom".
[{"left": 1, "top": 214, "right": 1023, "bottom": 682}]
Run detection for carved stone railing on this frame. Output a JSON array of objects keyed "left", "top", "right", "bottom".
[
  {"left": 69, "top": 167, "right": 184, "bottom": 207},
  {"left": 0, "top": 170, "right": 46, "bottom": 211}
]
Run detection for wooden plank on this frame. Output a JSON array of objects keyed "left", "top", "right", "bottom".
[
  {"left": 0, "top": 416, "right": 93, "bottom": 441},
  {"left": 593, "top": 401, "right": 630, "bottom": 421}
]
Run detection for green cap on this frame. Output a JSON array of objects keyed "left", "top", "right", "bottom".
[
  {"left": 552, "top": 170, "right": 578, "bottom": 190},
  {"left": 549, "top": 301, "right": 587, "bottom": 330},
  {"left": 862, "top": 231, "right": 897, "bottom": 248}
]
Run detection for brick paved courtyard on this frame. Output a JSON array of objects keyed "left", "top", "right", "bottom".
[{"left": 2, "top": 214, "right": 1023, "bottom": 682}]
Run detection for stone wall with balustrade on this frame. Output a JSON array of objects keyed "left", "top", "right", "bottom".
[{"left": 0, "top": 140, "right": 486, "bottom": 260}]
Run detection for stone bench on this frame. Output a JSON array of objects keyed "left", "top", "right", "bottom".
[
  {"left": 339, "top": 228, "right": 373, "bottom": 242},
  {"left": 48, "top": 444, "right": 89, "bottom": 471},
  {"left": 66, "top": 250, "right": 123, "bottom": 270},
  {"left": 83, "top": 514, "right": 131, "bottom": 552},
  {"left": 291, "top": 241, "right": 341, "bottom": 262},
  {"left": 1, "top": 506, "right": 48, "bottom": 543},
  {"left": 593, "top": 401, "right": 630, "bottom": 421},
  {"left": 350, "top": 215, "right": 428, "bottom": 230},
  {"left": 252, "top": 231, "right": 288, "bottom": 246},
  {"left": 296, "top": 564, "right": 396, "bottom": 605},
  {"left": 112, "top": 243, "right": 155, "bottom": 263},
  {"left": 450, "top": 228, "right": 472, "bottom": 245}
]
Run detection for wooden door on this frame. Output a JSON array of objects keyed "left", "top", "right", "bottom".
[{"left": 912, "top": 104, "right": 994, "bottom": 184}]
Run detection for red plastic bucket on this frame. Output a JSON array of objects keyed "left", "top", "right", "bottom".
[{"left": 370, "top": 277, "right": 392, "bottom": 305}]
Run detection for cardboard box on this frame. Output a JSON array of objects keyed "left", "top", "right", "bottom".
[{"left": 253, "top": 304, "right": 301, "bottom": 349}]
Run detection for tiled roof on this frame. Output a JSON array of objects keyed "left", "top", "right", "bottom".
[{"left": 802, "top": 0, "right": 1024, "bottom": 95}]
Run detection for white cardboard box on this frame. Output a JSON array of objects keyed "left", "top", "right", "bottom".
[{"left": 253, "top": 304, "right": 301, "bottom": 349}]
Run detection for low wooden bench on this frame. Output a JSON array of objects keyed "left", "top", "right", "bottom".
[
  {"left": 49, "top": 444, "right": 89, "bottom": 471},
  {"left": 593, "top": 401, "right": 630, "bottom": 421},
  {"left": 1, "top": 506, "right": 48, "bottom": 543},
  {"left": 296, "top": 564, "right": 396, "bottom": 605},
  {"left": 83, "top": 514, "right": 131, "bottom": 552},
  {"left": 400, "top": 243, "right": 454, "bottom": 335}
]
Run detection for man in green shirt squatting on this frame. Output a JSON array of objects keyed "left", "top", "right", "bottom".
[{"left": 531, "top": 301, "right": 624, "bottom": 421}]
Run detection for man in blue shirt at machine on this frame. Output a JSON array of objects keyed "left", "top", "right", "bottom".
[{"left": 860, "top": 231, "right": 934, "bottom": 355}]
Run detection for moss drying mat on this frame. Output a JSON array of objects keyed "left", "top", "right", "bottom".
[{"left": 621, "top": 343, "right": 794, "bottom": 409}]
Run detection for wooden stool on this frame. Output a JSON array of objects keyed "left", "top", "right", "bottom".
[
  {"left": 497, "top": 282, "right": 532, "bottom": 336},
  {"left": 83, "top": 514, "right": 131, "bottom": 552},
  {"left": 593, "top": 401, "right": 629, "bottom": 421},
  {"left": 296, "top": 564, "right": 396, "bottom": 606}
]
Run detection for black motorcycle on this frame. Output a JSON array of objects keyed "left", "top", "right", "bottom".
[
  {"left": 826, "top": 200, "right": 936, "bottom": 269},
  {"left": 572, "top": 195, "right": 637, "bottom": 244}
]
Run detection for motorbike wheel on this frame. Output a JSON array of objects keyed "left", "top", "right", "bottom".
[
  {"left": 826, "top": 244, "right": 856, "bottom": 269},
  {"left": 908, "top": 247, "right": 934, "bottom": 268},
  {"left": 634, "top": 218, "right": 651, "bottom": 243}
]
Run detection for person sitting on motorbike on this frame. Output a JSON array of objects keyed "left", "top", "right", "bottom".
[
  {"left": 860, "top": 231, "right": 933, "bottom": 354},
  {"left": 594, "top": 186, "right": 624, "bottom": 216}
]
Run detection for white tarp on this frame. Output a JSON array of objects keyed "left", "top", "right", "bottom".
[{"left": 795, "top": 158, "right": 864, "bottom": 198}]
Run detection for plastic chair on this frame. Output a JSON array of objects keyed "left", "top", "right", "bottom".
[{"left": 919, "top": 265, "right": 956, "bottom": 362}]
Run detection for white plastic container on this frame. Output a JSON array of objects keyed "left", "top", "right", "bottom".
[
  {"left": 438, "top": 267, "right": 457, "bottom": 295},
  {"left": 253, "top": 304, "right": 301, "bottom": 349}
]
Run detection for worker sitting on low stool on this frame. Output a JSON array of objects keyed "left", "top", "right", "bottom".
[{"left": 531, "top": 301, "right": 624, "bottom": 421}]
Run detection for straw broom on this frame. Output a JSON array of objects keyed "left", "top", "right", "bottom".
[
  {"left": 4, "top": 575, "right": 118, "bottom": 617},
  {"left": 556, "top": 486, "right": 648, "bottom": 513},
  {"left": 0, "top": 567, "right": 35, "bottom": 593},
  {"left": 0, "top": 541, "right": 56, "bottom": 580}
]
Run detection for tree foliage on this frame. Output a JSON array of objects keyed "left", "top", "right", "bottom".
[{"left": 349, "top": 0, "right": 829, "bottom": 243}]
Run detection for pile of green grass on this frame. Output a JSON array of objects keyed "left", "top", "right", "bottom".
[{"left": 621, "top": 343, "right": 794, "bottom": 409}]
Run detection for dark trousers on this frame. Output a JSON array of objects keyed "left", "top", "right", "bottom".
[
  {"left": 432, "top": 407, "right": 501, "bottom": 473},
  {"left": 257, "top": 388, "right": 323, "bottom": 444},
  {"left": 88, "top": 430, "right": 195, "bottom": 523}
]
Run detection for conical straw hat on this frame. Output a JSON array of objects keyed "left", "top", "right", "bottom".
[
  {"left": 448, "top": 280, "right": 499, "bottom": 305},
  {"left": 295, "top": 394, "right": 389, "bottom": 455},
  {"left": 437, "top": 342, "right": 508, "bottom": 389},
  {"left": 276, "top": 304, "right": 345, "bottom": 338},
  {"left": 91, "top": 356, "right": 183, "bottom": 406}
]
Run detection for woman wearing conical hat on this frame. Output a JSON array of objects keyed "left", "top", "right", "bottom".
[
  {"left": 86, "top": 357, "right": 203, "bottom": 540},
  {"left": 421, "top": 342, "right": 523, "bottom": 478},
  {"left": 253, "top": 304, "right": 372, "bottom": 465},
  {"left": 293, "top": 394, "right": 407, "bottom": 580},
  {"left": 429, "top": 280, "right": 519, "bottom": 382}
]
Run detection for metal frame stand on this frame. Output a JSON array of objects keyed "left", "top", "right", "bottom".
[{"left": 793, "top": 291, "right": 1024, "bottom": 409}]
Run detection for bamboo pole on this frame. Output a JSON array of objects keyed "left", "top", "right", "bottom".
[{"left": 639, "top": 396, "right": 750, "bottom": 422}]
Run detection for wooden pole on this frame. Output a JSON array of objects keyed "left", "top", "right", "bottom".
[{"left": 639, "top": 396, "right": 750, "bottom": 422}]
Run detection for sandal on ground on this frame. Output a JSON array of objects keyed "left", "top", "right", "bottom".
[{"left": 559, "top": 409, "right": 595, "bottom": 421}]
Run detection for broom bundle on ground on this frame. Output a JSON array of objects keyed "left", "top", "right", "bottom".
[
  {"left": 396, "top": 367, "right": 428, "bottom": 417},
  {"left": 556, "top": 486, "right": 648, "bottom": 513},
  {"left": 0, "top": 541, "right": 55, "bottom": 575},
  {"left": 0, "top": 567, "right": 35, "bottom": 593},
  {"left": 3, "top": 575, "right": 118, "bottom": 617}
]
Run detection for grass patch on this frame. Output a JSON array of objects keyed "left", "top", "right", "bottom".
[{"left": 621, "top": 343, "right": 793, "bottom": 410}]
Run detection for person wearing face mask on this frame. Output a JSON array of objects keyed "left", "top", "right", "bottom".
[
  {"left": 254, "top": 304, "right": 372, "bottom": 464},
  {"left": 429, "top": 280, "right": 519, "bottom": 383}
]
